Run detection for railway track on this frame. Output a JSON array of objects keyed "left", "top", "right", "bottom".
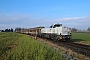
[
  {"left": 44, "top": 38, "right": 90, "bottom": 58},
  {"left": 58, "top": 42, "right": 90, "bottom": 57},
  {"left": 30, "top": 35, "right": 90, "bottom": 58},
  {"left": 62, "top": 42, "right": 90, "bottom": 50}
]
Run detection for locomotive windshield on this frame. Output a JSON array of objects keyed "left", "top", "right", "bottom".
[
  {"left": 53, "top": 24, "right": 62, "bottom": 28},
  {"left": 50, "top": 24, "right": 62, "bottom": 28}
]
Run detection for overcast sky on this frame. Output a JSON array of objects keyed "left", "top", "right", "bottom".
[{"left": 0, "top": 0, "right": 90, "bottom": 30}]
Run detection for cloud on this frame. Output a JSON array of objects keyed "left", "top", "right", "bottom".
[
  {"left": 0, "top": 24, "right": 18, "bottom": 30},
  {"left": 50, "top": 16, "right": 90, "bottom": 23},
  {"left": 0, "top": 13, "right": 90, "bottom": 30},
  {"left": 0, "top": 13, "right": 30, "bottom": 21},
  {"left": 53, "top": 16, "right": 90, "bottom": 22},
  {"left": 41, "top": 16, "right": 90, "bottom": 29}
]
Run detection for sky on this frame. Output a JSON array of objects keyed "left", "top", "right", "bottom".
[{"left": 0, "top": 0, "right": 90, "bottom": 30}]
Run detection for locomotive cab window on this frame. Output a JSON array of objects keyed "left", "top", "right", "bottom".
[
  {"left": 50, "top": 26, "right": 53, "bottom": 28},
  {"left": 53, "top": 24, "right": 62, "bottom": 28}
]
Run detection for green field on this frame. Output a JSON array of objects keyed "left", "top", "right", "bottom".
[
  {"left": 0, "top": 32, "right": 62, "bottom": 60},
  {"left": 71, "top": 33, "right": 90, "bottom": 42}
]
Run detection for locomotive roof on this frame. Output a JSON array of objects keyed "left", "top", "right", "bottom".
[
  {"left": 29, "top": 26, "right": 44, "bottom": 29},
  {"left": 53, "top": 24, "right": 62, "bottom": 26}
]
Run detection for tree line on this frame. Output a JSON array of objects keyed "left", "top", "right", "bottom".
[
  {"left": 1, "top": 27, "right": 90, "bottom": 33},
  {"left": 1, "top": 28, "right": 13, "bottom": 32},
  {"left": 71, "top": 27, "right": 90, "bottom": 32}
]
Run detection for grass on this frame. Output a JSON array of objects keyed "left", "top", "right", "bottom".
[
  {"left": 0, "top": 32, "right": 20, "bottom": 56},
  {"left": 71, "top": 33, "right": 90, "bottom": 42},
  {"left": 0, "top": 32, "right": 62, "bottom": 60}
]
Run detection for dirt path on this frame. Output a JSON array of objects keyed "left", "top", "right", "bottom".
[{"left": 74, "top": 41, "right": 90, "bottom": 46}]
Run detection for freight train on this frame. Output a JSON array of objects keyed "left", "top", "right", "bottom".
[{"left": 17, "top": 24, "right": 72, "bottom": 41}]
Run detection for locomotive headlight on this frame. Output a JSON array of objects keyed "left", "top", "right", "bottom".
[
  {"left": 60, "top": 36, "right": 62, "bottom": 39},
  {"left": 68, "top": 36, "right": 70, "bottom": 38}
]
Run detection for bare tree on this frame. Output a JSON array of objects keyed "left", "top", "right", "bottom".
[
  {"left": 71, "top": 28, "right": 77, "bottom": 32},
  {"left": 87, "top": 27, "right": 90, "bottom": 31}
]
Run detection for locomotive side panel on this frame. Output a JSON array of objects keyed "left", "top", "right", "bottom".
[{"left": 40, "top": 24, "right": 72, "bottom": 41}]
